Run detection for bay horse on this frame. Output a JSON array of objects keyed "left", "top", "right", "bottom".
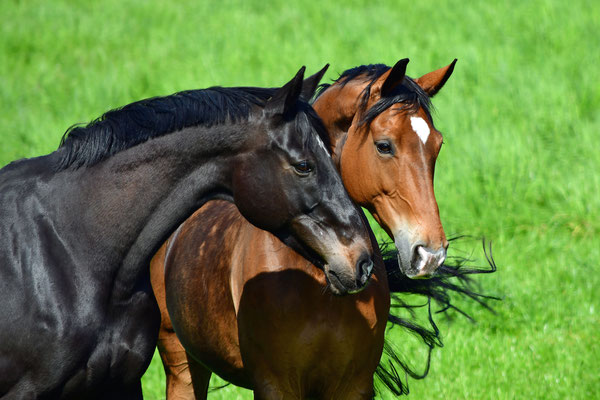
[
  {"left": 151, "top": 59, "right": 465, "bottom": 399},
  {"left": 0, "top": 67, "right": 376, "bottom": 399}
]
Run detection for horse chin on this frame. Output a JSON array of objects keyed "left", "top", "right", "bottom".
[
  {"left": 323, "top": 265, "right": 367, "bottom": 296},
  {"left": 396, "top": 253, "right": 427, "bottom": 279}
]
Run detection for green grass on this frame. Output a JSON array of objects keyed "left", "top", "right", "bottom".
[{"left": 2, "top": 0, "right": 599, "bottom": 398}]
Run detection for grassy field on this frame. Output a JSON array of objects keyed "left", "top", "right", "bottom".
[{"left": 2, "top": 0, "right": 599, "bottom": 398}]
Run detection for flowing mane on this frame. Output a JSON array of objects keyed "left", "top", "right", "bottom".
[
  {"left": 315, "top": 64, "right": 433, "bottom": 126},
  {"left": 375, "top": 238, "right": 498, "bottom": 395},
  {"left": 56, "top": 87, "right": 274, "bottom": 170},
  {"left": 56, "top": 86, "right": 326, "bottom": 171}
]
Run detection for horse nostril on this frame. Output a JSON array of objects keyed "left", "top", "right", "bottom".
[
  {"left": 437, "top": 247, "right": 447, "bottom": 267},
  {"left": 356, "top": 255, "right": 374, "bottom": 285},
  {"left": 413, "top": 245, "right": 446, "bottom": 277}
]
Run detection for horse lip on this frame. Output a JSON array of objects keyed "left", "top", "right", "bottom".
[
  {"left": 405, "top": 269, "right": 435, "bottom": 279},
  {"left": 347, "top": 281, "right": 368, "bottom": 294},
  {"left": 394, "top": 236, "right": 445, "bottom": 279},
  {"left": 323, "top": 266, "right": 345, "bottom": 295},
  {"left": 396, "top": 250, "right": 412, "bottom": 277},
  {"left": 397, "top": 253, "right": 436, "bottom": 279}
]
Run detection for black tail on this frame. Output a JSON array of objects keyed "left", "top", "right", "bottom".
[{"left": 375, "top": 237, "right": 499, "bottom": 396}]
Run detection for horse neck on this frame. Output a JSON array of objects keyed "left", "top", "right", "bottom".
[
  {"left": 61, "top": 124, "right": 248, "bottom": 291},
  {"left": 312, "top": 80, "right": 367, "bottom": 168}
]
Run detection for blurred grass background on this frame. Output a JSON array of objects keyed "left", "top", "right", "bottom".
[{"left": 1, "top": 0, "right": 598, "bottom": 398}]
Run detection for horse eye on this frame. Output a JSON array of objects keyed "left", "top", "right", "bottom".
[
  {"left": 375, "top": 141, "right": 393, "bottom": 155},
  {"left": 293, "top": 160, "right": 313, "bottom": 176}
]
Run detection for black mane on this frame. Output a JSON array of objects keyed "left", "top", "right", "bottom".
[
  {"left": 315, "top": 64, "right": 433, "bottom": 126},
  {"left": 375, "top": 238, "right": 499, "bottom": 396},
  {"left": 56, "top": 86, "right": 279, "bottom": 170}
]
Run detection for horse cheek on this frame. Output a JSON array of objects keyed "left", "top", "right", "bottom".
[{"left": 232, "top": 168, "right": 286, "bottom": 231}]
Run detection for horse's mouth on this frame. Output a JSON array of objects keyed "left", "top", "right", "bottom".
[
  {"left": 323, "top": 265, "right": 369, "bottom": 296},
  {"left": 323, "top": 268, "right": 346, "bottom": 295}
]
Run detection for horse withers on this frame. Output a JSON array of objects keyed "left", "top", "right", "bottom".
[
  {"left": 0, "top": 67, "right": 374, "bottom": 399},
  {"left": 152, "top": 59, "right": 457, "bottom": 399}
]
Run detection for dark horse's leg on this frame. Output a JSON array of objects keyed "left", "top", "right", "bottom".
[{"left": 186, "top": 357, "right": 212, "bottom": 400}]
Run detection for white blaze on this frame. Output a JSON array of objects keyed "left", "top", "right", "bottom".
[{"left": 410, "top": 116, "right": 430, "bottom": 144}]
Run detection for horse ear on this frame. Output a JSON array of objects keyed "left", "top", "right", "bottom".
[
  {"left": 378, "top": 58, "right": 409, "bottom": 97},
  {"left": 415, "top": 59, "right": 457, "bottom": 97},
  {"left": 300, "top": 64, "right": 329, "bottom": 101},
  {"left": 265, "top": 66, "right": 306, "bottom": 117}
]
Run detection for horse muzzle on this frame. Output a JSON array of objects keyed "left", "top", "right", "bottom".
[
  {"left": 324, "top": 250, "right": 374, "bottom": 295},
  {"left": 410, "top": 245, "right": 446, "bottom": 278},
  {"left": 395, "top": 235, "right": 447, "bottom": 278}
]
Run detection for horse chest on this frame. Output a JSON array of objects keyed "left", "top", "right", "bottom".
[
  {"left": 0, "top": 245, "right": 158, "bottom": 398},
  {"left": 56, "top": 289, "right": 159, "bottom": 397}
]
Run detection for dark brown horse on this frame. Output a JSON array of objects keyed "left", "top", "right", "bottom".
[
  {"left": 151, "top": 59, "right": 459, "bottom": 399},
  {"left": 0, "top": 67, "right": 376, "bottom": 399}
]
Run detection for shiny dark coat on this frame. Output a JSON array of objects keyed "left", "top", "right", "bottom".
[{"left": 0, "top": 68, "right": 374, "bottom": 399}]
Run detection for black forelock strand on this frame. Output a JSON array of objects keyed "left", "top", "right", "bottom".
[
  {"left": 359, "top": 76, "right": 432, "bottom": 127},
  {"left": 55, "top": 86, "right": 277, "bottom": 170},
  {"left": 313, "top": 64, "right": 433, "bottom": 128}
]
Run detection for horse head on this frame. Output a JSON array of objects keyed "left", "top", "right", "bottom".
[
  {"left": 232, "top": 67, "right": 374, "bottom": 294},
  {"left": 314, "top": 59, "right": 456, "bottom": 278}
]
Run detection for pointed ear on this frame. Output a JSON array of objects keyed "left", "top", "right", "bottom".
[
  {"left": 415, "top": 59, "right": 457, "bottom": 97},
  {"left": 300, "top": 64, "right": 329, "bottom": 101},
  {"left": 265, "top": 66, "right": 306, "bottom": 117},
  {"left": 376, "top": 58, "right": 409, "bottom": 97}
]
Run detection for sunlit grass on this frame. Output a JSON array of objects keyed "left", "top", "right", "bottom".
[{"left": 2, "top": 0, "right": 598, "bottom": 398}]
